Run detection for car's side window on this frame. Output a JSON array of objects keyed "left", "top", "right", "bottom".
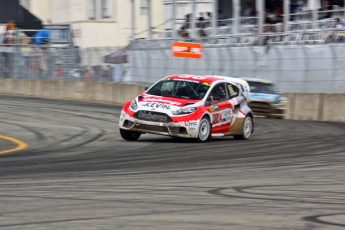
[
  {"left": 227, "top": 83, "right": 240, "bottom": 99},
  {"left": 206, "top": 83, "right": 228, "bottom": 105}
]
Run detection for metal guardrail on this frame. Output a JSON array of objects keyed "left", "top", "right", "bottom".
[
  {"left": 129, "top": 29, "right": 345, "bottom": 50},
  {"left": 143, "top": 8, "right": 345, "bottom": 40}
]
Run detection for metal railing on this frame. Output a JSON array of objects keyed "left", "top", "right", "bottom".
[{"left": 141, "top": 8, "right": 345, "bottom": 40}]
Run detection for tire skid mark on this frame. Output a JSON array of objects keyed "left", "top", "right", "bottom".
[{"left": 303, "top": 213, "right": 345, "bottom": 227}]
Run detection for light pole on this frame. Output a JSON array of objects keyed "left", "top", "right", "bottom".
[
  {"left": 148, "top": 0, "right": 152, "bottom": 39},
  {"left": 284, "top": 0, "right": 290, "bottom": 32},
  {"left": 131, "top": 0, "right": 136, "bottom": 40},
  {"left": 233, "top": 0, "right": 240, "bottom": 34},
  {"left": 172, "top": 0, "right": 176, "bottom": 38},
  {"left": 212, "top": 0, "right": 218, "bottom": 36},
  {"left": 191, "top": 0, "right": 196, "bottom": 38}
]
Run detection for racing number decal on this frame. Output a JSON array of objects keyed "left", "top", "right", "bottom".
[
  {"left": 212, "top": 109, "right": 233, "bottom": 126},
  {"left": 212, "top": 113, "right": 221, "bottom": 124}
]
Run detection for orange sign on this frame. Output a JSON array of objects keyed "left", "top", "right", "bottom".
[{"left": 172, "top": 42, "right": 203, "bottom": 59}]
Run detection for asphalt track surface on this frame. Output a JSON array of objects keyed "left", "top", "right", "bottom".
[{"left": 1, "top": 95, "right": 345, "bottom": 230}]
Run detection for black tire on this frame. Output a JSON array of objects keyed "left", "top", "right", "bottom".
[
  {"left": 197, "top": 116, "right": 212, "bottom": 143},
  {"left": 233, "top": 115, "right": 253, "bottom": 140},
  {"left": 119, "top": 128, "right": 141, "bottom": 141}
]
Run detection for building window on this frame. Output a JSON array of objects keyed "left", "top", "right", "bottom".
[
  {"left": 88, "top": 0, "right": 96, "bottom": 19},
  {"left": 140, "top": 0, "right": 149, "bottom": 15},
  {"left": 102, "top": 0, "right": 111, "bottom": 18}
]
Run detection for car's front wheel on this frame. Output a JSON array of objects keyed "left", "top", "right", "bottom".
[
  {"left": 197, "top": 116, "right": 212, "bottom": 142},
  {"left": 120, "top": 128, "right": 141, "bottom": 141},
  {"left": 233, "top": 115, "right": 252, "bottom": 140}
]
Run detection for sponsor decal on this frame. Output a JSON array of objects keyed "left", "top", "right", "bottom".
[
  {"left": 185, "top": 121, "right": 198, "bottom": 127},
  {"left": 172, "top": 42, "right": 203, "bottom": 59},
  {"left": 136, "top": 111, "right": 169, "bottom": 122},
  {"left": 212, "top": 113, "right": 221, "bottom": 124},
  {"left": 173, "top": 78, "right": 199, "bottom": 83},
  {"left": 120, "top": 111, "right": 127, "bottom": 121},
  {"left": 249, "top": 93, "right": 272, "bottom": 99},
  {"left": 202, "top": 82, "right": 212, "bottom": 87},
  {"left": 209, "top": 104, "right": 220, "bottom": 112},
  {"left": 142, "top": 98, "right": 182, "bottom": 106},
  {"left": 222, "top": 109, "right": 232, "bottom": 122},
  {"left": 142, "top": 103, "right": 171, "bottom": 110},
  {"left": 212, "top": 109, "right": 233, "bottom": 126},
  {"left": 178, "top": 75, "right": 206, "bottom": 80}
]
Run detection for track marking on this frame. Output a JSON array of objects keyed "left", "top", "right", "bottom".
[{"left": 0, "top": 135, "right": 28, "bottom": 155}]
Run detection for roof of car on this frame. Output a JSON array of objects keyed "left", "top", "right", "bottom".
[
  {"left": 240, "top": 77, "right": 273, "bottom": 84},
  {"left": 166, "top": 74, "right": 236, "bottom": 84}
]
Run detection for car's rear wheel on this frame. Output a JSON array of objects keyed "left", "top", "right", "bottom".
[
  {"left": 233, "top": 115, "right": 252, "bottom": 140},
  {"left": 197, "top": 116, "right": 212, "bottom": 142},
  {"left": 120, "top": 128, "right": 141, "bottom": 141}
]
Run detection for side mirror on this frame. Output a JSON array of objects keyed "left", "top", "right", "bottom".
[{"left": 144, "top": 87, "right": 149, "bottom": 90}]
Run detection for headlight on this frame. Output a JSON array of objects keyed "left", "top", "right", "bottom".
[
  {"left": 172, "top": 107, "right": 197, "bottom": 115},
  {"left": 130, "top": 100, "right": 138, "bottom": 110}
]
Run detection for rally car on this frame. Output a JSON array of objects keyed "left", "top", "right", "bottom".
[
  {"left": 241, "top": 77, "right": 288, "bottom": 119},
  {"left": 119, "top": 74, "right": 254, "bottom": 142}
]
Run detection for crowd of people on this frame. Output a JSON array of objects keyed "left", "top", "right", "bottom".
[
  {"left": 54, "top": 65, "right": 115, "bottom": 81},
  {"left": 178, "top": 10, "right": 227, "bottom": 37},
  {"left": 178, "top": 0, "right": 345, "bottom": 38}
]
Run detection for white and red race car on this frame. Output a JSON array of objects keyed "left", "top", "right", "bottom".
[{"left": 119, "top": 74, "right": 254, "bottom": 142}]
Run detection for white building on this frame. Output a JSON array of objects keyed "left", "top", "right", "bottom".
[{"left": 20, "top": 0, "right": 165, "bottom": 48}]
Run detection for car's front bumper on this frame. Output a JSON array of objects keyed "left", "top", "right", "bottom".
[
  {"left": 119, "top": 114, "right": 199, "bottom": 138},
  {"left": 248, "top": 100, "right": 288, "bottom": 117}
]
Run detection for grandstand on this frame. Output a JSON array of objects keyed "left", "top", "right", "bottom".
[{"left": 130, "top": 0, "right": 345, "bottom": 46}]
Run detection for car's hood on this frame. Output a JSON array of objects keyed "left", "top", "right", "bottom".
[
  {"left": 248, "top": 93, "right": 283, "bottom": 103},
  {"left": 136, "top": 94, "right": 202, "bottom": 114}
]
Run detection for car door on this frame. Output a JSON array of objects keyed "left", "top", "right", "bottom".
[{"left": 205, "top": 83, "right": 232, "bottom": 133}]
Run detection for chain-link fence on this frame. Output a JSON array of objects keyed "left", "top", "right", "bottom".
[
  {"left": 1, "top": 28, "right": 345, "bottom": 93},
  {"left": 0, "top": 44, "right": 129, "bottom": 82}
]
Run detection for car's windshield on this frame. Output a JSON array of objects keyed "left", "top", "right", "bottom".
[
  {"left": 247, "top": 81, "right": 279, "bottom": 94},
  {"left": 146, "top": 79, "right": 210, "bottom": 100}
]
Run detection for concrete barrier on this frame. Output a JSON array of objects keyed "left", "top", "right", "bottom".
[
  {"left": 0, "top": 78, "right": 146, "bottom": 105},
  {"left": 0, "top": 78, "right": 344, "bottom": 122}
]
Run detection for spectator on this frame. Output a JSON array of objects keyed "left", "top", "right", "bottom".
[
  {"left": 70, "top": 69, "right": 81, "bottom": 78},
  {"left": 319, "top": 0, "right": 332, "bottom": 19},
  {"left": 3, "top": 21, "right": 16, "bottom": 44},
  {"left": 335, "top": 18, "right": 345, "bottom": 29},
  {"left": 265, "top": 13, "right": 274, "bottom": 24},
  {"left": 250, "top": 10, "right": 258, "bottom": 24},
  {"left": 104, "top": 65, "right": 113, "bottom": 81},
  {"left": 178, "top": 14, "right": 191, "bottom": 38},
  {"left": 197, "top": 13, "right": 208, "bottom": 37},
  {"left": 243, "top": 2, "right": 254, "bottom": 17},
  {"left": 197, "top": 12, "right": 206, "bottom": 29},
  {"left": 218, "top": 10, "right": 227, "bottom": 26},
  {"left": 33, "top": 29, "right": 50, "bottom": 46},
  {"left": 325, "top": 18, "right": 345, "bottom": 42},
  {"left": 83, "top": 69, "right": 94, "bottom": 81},
  {"left": 206, "top": 12, "right": 212, "bottom": 27},
  {"left": 55, "top": 65, "right": 64, "bottom": 77}
]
